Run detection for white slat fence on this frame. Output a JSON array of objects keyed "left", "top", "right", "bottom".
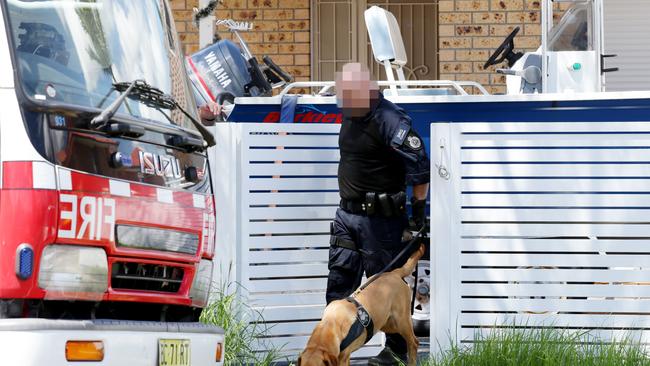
[
  {"left": 211, "top": 123, "right": 384, "bottom": 360},
  {"left": 431, "top": 121, "right": 650, "bottom": 352}
]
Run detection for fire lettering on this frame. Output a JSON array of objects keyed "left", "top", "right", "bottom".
[
  {"left": 77, "top": 196, "right": 96, "bottom": 240},
  {"left": 58, "top": 194, "right": 116, "bottom": 242}
]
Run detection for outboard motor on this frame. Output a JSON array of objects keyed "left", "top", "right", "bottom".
[
  {"left": 186, "top": 39, "right": 260, "bottom": 105},
  {"left": 186, "top": 19, "right": 293, "bottom": 108}
]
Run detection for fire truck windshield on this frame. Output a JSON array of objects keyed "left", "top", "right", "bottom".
[{"left": 4, "top": 0, "right": 200, "bottom": 132}]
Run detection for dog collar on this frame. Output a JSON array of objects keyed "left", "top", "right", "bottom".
[{"left": 339, "top": 297, "right": 375, "bottom": 351}]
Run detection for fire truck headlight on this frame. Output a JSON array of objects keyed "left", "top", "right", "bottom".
[
  {"left": 190, "top": 259, "right": 213, "bottom": 307},
  {"left": 38, "top": 245, "right": 108, "bottom": 295}
]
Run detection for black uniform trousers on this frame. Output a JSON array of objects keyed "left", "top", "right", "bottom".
[{"left": 326, "top": 207, "right": 409, "bottom": 355}]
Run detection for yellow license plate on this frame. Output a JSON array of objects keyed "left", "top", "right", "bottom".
[{"left": 158, "top": 339, "right": 190, "bottom": 366}]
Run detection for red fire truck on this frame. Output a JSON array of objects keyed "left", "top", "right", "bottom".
[{"left": 0, "top": 0, "right": 223, "bottom": 365}]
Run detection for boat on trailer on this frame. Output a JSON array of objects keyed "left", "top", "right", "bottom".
[{"left": 219, "top": 0, "right": 648, "bottom": 149}]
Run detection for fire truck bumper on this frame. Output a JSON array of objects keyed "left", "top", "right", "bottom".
[{"left": 0, "top": 319, "right": 225, "bottom": 365}]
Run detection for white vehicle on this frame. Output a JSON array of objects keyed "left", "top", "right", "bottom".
[{"left": 0, "top": 0, "right": 223, "bottom": 365}]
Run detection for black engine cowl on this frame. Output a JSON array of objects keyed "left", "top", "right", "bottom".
[{"left": 186, "top": 39, "right": 265, "bottom": 104}]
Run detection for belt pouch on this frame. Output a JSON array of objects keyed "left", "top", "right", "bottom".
[
  {"left": 365, "top": 192, "right": 377, "bottom": 215},
  {"left": 378, "top": 193, "right": 393, "bottom": 217},
  {"left": 391, "top": 192, "right": 407, "bottom": 213}
]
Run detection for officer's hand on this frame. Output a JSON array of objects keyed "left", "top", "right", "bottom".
[
  {"left": 198, "top": 102, "right": 223, "bottom": 125},
  {"left": 410, "top": 198, "right": 427, "bottom": 231}
]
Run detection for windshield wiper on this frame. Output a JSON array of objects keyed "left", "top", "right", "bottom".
[
  {"left": 89, "top": 79, "right": 216, "bottom": 148},
  {"left": 90, "top": 79, "right": 144, "bottom": 128}
]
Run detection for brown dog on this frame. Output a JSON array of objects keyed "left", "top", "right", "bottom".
[{"left": 297, "top": 244, "right": 425, "bottom": 366}]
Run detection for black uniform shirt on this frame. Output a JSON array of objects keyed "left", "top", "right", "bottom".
[{"left": 338, "top": 93, "right": 430, "bottom": 201}]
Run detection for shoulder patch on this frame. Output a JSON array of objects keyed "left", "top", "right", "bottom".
[
  {"left": 405, "top": 132, "right": 423, "bottom": 150},
  {"left": 391, "top": 121, "right": 410, "bottom": 147}
]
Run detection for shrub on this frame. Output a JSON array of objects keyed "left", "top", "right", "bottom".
[
  {"left": 201, "top": 280, "right": 287, "bottom": 365},
  {"left": 422, "top": 326, "right": 650, "bottom": 366}
]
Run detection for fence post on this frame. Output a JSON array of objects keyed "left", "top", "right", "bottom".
[
  {"left": 209, "top": 124, "right": 243, "bottom": 292},
  {"left": 430, "top": 122, "right": 458, "bottom": 355}
]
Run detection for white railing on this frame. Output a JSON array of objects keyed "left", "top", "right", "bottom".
[{"left": 279, "top": 80, "right": 490, "bottom": 96}]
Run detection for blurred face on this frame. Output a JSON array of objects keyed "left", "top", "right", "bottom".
[{"left": 335, "top": 63, "right": 379, "bottom": 118}]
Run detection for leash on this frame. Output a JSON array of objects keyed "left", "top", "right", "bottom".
[
  {"left": 411, "top": 260, "right": 419, "bottom": 315},
  {"left": 355, "top": 224, "right": 426, "bottom": 294}
]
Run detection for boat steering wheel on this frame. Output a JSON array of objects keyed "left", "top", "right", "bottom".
[{"left": 484, "top": 26, "right": 524, "bottom": 69}]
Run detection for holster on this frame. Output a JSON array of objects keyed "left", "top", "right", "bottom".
[
  {"left": 377, "top": 193, "right": 392, "bottom": 217},
  {"left": 391, "top": 192, "right": 406, "bottom": 212}
]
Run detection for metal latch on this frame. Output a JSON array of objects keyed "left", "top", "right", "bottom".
[{"left": 435, "top": 138, "right": 450, "bottom": 180}]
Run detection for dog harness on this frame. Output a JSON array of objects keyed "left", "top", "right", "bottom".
[{"left": 339, "top": 297, "right": 374, "bottom": 351}]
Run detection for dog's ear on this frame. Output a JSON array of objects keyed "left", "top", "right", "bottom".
[
  {"left": 296, "top": 356, "right": 301, "bottom": 366},
  {"left": 323, "top": 353, "right": 339, "bottom": 366}
]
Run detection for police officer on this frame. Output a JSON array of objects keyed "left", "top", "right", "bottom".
[{"left": 327, "top": 63, "right": 430, "bottom": 365}]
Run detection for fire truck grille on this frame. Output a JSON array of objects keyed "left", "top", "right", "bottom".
[
  {"left": 111, "top": 262, "right": 184, "bottom": 293},
  {"left": 115, "top": 225, "right": 199, "bottom": 255}
]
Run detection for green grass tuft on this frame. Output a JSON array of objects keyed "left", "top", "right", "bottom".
[
  {"left": 421, "top": 326, "right": 650, "bottom": 366},
  {"left": 200, "top": 279, "right": 287, "bottom": 366}
]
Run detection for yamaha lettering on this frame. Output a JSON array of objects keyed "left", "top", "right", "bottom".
[
  {"left": 203, "top": 51, "right": 232, "bottom": 89},
  {"left": 187, "top": 40, "right": 251, "bottom": 99}
]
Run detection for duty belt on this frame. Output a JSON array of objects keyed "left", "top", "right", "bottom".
[{"left": 340, "top": 191, "right": 406, "bottom": 217}]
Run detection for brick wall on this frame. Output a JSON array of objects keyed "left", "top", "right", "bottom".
[
  {"left": 171, "top": 0, "right": 200, "bottom": 54},
  {"left": 172, "top": 0, "right": 544, "bottom": 95},
  {"left": 438, "top": 0, "right": 542, "bottom": 94},
  {"left": 170, "top": 0, "right": 311, "bottom": 84}
]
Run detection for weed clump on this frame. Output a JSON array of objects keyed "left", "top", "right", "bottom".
[
  {"left": 423, "top": 326, "right": 650, "bottom": 366},
  {"left": 200, "top": 281, "right": 286, "bottom": 365}
]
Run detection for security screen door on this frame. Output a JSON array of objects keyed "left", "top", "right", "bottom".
[{"left": 311, "top": 0, "right": 438, "bottom": 82}]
